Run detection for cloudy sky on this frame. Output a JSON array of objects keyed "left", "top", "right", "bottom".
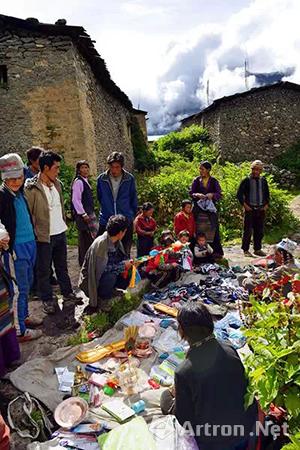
[{"left": 2, "top": 0, "right": 300, "bottom": 133}]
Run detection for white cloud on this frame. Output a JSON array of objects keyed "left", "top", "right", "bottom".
[
  {"left": 143, "top": 0, "right": 300, "bottom": 133},
  {"left": 121, "top": 1, "right": 165, "bottom": 17}
]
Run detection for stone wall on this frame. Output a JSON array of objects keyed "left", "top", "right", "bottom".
[
  {"left": 182, "top": 85, "right": 300, "bottom": 163},
  {"left": 0, "top": 26, "right": 134, "bottom": 173},
  {"left": 133, "top": 111, "right": 148, "bottom": 143},
  {"left": 73, "top": 52, "right": 134, "bottom": 173},
  {"left": 0, "top": 28, "right": 87, "bottom": 166}
]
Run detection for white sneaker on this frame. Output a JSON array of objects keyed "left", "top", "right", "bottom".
[{"left": 18, "top": 329, "right": 43, "bottom": 343}]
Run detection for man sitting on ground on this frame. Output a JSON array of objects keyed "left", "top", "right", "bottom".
[
  {"left": 79, "top": 215, "right": 132, "bottom": 312},
  {"left": 160, "top": 302, "right": 257, "bottom": 450}
]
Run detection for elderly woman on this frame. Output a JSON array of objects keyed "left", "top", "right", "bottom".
[{"left": 190, "top": 161, "right": 223, "bottom": 257}]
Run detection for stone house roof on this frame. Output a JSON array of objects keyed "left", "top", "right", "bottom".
[
  {"left": 181, "top": 81, "right": 300, "bottom": 125},
  {"left": 0, "top": 13, "right": 132, "bottom": 109}
]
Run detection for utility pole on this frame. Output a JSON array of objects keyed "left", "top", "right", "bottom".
[
  {"left": 244, "top": 59, "right": 249, "bottom": 90},
  {"left": 206, "top": 79, "right": 210, "bottom": 105}
]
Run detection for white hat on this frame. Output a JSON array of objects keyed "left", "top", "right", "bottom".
[
  {"left": 0, "top": 153, "right": 24, "bottom": 180},
  {"left": 251, "top": 160, "right": 264, "bottom": 169},
  {"left": 276, "top": 238, "right": 297, "bottom": 256}
]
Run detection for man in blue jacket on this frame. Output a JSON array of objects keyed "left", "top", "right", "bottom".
[{"left": 97, "top": 152, "right": 138, "bottom": 256}]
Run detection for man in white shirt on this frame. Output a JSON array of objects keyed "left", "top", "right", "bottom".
[{"left": 25, "top": 151, "right": 79, "bottom": 315}]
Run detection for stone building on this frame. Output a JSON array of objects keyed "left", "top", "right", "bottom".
[
  {"left": 0, "top": 14, "right": 147, "bottom": 173},
  {"left": 181, "top": 82, "right": 300, "bottom": 163}
]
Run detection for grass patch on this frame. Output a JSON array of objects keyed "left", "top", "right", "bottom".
[{"left": 67, "top": 285, "right": 149, "bottom": 346}]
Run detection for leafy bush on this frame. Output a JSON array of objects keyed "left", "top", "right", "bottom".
[
  {"left": 274, "top": 143, "right": 300, "bottom": 181},
  {"left": 131, "top": 116, "right": 156, "bottom": 171},
  {"left": 68, "top": 289, "right": 147, "bottom": 346},
  {"left": 137, "top": 160, "right": 297, "bottom": 241},
  {"left": 243, "top": 287, "right": 300, "bottom": 435},
  {"left": 151, "top": 125, "right": 219, "bottom": 168}
]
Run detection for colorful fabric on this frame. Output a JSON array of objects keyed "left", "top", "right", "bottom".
[
  {"left": 0, "top": 264, "right": 13, "bottom": 337},
  {"left": 174, "top": 211, "right": 195, "bottom": 237}
]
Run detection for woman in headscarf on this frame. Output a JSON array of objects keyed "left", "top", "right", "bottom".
[
  {"left": 189, "top": 161, "right": 223, "bottom": 258},
  {"left": 241, "top": 238, "right": 299, "bottom": 296},
  {"left": 71, "top": 160, "right": 98, "bottom": 266}
]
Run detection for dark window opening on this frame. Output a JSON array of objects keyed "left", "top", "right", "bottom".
[{"left": 0, "top": 65, "right": 8, "bottom": 88}]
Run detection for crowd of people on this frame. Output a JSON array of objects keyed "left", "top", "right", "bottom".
[
  {"left": 0, "top": 149, "right": 274, "bottom": 354},
  {"left": 0, "top": 146, "right": 298, "bottom": 450}
]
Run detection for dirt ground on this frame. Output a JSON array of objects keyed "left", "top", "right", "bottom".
[{"left": 1, "top": 203, "right": 299, "bottom": 448}]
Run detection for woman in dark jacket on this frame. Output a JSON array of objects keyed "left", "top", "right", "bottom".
[
  {"left": 71, "top": 160, "right": 98, "bottom": 266},
  {"left": 190, "top": 161, "right": 223, "bottom": 257}
]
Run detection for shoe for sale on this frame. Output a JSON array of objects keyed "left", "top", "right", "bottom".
[
  {"left": 244, "top": 251, "right": 254, "bottom": 257},
  {"left": 63, "top": 292, "right": 84, "bottom": 305},
  {"left": 254, "top": 250, "right": 266, "bottom": 257},
  {"left": 24, "top": 317, "right": 43, "bottom": 327},
  {"left": 18, "top": 328, "right": 43, "bottom": 343},
  {"left": 42, "top": 301, "right": 56, "bottom": 315}
]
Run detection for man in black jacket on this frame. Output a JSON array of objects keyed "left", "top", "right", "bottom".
[
  {"left": 160, "top": 303, "right": 257, "bottom": 450},
  {"left": 237, "top": 160, "right": 270, "bottom": 257}
]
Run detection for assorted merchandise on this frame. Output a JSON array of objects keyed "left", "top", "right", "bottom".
[{"left": 23, "top": 262, "right": 253, "bottom": 449}]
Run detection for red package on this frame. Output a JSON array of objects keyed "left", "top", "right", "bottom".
[{"left": 148, "top": 379, "right": 160, "bottom": 390}]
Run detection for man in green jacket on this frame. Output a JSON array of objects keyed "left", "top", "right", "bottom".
[{"left": 79, "top": 215, "right": 132, "bottom": 311}]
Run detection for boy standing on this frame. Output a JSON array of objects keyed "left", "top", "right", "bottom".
[
  {"left": 0, "top": 154, "right": 42, "bottom": 342},
  {"left": 25, "top": 151, "right": 79, "bottom": 315}
]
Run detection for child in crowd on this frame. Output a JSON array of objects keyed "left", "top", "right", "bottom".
[
  {"left": 174, "top": 199, "right": 195, "bottom": 239},
  {"left": 135, "top": 202, "right": 157, "bottom": 257},
  {"left": 177, "top": 230, "right": 193, "bottom": 271},
  {"left": 144, "top": 230, "right": 182, "bottom": 288},
  {"left": 193, "top": 232, "right": 214, "bottom": 265},
  {"left": 0, "top": 154, "right": 42, "bottom": 342},
  {"left": 177, "top": 229, "right": 191, "bottom": 246}
]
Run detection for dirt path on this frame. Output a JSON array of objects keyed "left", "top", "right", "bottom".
[{"left": 290, "top": 194, "right": 300, "bottom": 221}]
